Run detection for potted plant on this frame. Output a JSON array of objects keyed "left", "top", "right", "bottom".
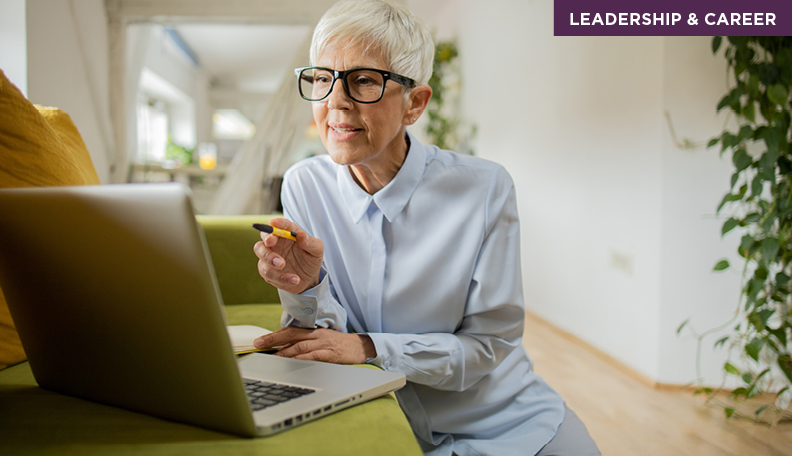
[{"left": 689, "top": 36, "right": 792, "bottom": 424}]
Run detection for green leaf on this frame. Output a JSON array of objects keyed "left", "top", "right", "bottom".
[
  {"left": 778, "top": 355, "right": 792, "bottom": 383},
  {"left": 713, "top": 259, "right": 730, "bottom": 271},
  {"left": 732, "top": 387, "right": 749, "bottom": 400},
  {"left": 714, "top": 336, "right": 730, "bottom": 349},
  {"left": 730, "top": 172, "right": 740, "bottom": 190},
  {"left": 743, "top": 101, "right": 756, "bottom": 123},
  {"left": 741, "top": 373, "right": 753, "bottom": 384},
  {"left": 724, "top": 362, "right": 741, "bottom": 376},
  {"left": 712, "top": 36, "right": 722, "bottom": 54},
  {"left": 769, "top": 326, "right": 787, "bottom": 345},
  {"left": 676, "top": 319, "right": 689, "bottom": 335},
  {"left": 722, "top": 218, "right": 740, "bottom": 236},
  {"left": 748, "top": 310, "right": 774, "bottom": 333},
  {"left": 758, "top": 63, "right": 780, "bottom": 87},
  {"left": 725, "top": 407, "right": 736, "bottom": 419},
  {"left": 762, "top": 237, "right": 780, "bottom": 261},
  {"left": 761, "top": 126, "right": 785, "bottom": 155},
  {"left": 738, "top": 125, "right": 753, "bottom": 140},
  {"left": 717, "top": 94, "right": 731, "bottom": 112},
  {"left": 756, "top": 368, "right": 771, "bottom": 382},
  {"left": 767, "top": 83, "right": 789, "bottom": 106},
  {"left": 754, "top": 267, "right": 768, "bottom": 281},
  {"left": 707, "top": 137, "right": 720, "bottom": 149},
  {"left": 776, "top": 272, "right": 790, "bottom": 285},
  {"left": 739, "top": 234, "right": 755, "bottom": 257},
  {"left": 732, "top": 148, "right": 752, "bottom": 172},
  {"left": 748, "top": 74, "right": 760, "bottom": 95},
  {"left": 779, "top": 156, "right": 792, "bottom": 175},
  {"left": 717, "top": 192, "right": 744, "bottom": 213},
  {"left": 745, "top": 337, "right": 764, "bottom": 360}
]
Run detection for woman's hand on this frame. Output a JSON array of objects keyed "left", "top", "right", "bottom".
[
  {"left": 254, "top": 217, "right": 324, "bottom": 294},
  {"left": 254, "top": 327, "right": 376, "bottom": 364}
]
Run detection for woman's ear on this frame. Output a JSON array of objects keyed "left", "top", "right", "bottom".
[{"left": 404, "top": 85, "right": 433, "bottom": 125}]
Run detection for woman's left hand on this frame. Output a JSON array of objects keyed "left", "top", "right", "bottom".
[{"left": 253, "top": 327, "right": 376, "bottom": 364}]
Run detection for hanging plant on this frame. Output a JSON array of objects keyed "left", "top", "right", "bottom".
[
  {"left": 685, "top": 36, "right": 792, "bottom": 424},
  {"left": 426, "top": 40, "right": 476, "bottom": 154}
]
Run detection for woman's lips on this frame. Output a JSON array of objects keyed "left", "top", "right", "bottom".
[{"left": 328, "top": 122, "right": 362, "bottom": 141}]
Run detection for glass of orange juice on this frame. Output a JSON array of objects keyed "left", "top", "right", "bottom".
[{"left": 198, "top": 143, "right": 217, "bottom": 170}]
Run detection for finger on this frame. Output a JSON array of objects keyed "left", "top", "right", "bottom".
[
  {"left": 269, "top": 217, "right": 302, "bottom": 233},
  {"left": 270, "top": 218, "right": 323, "bottom": 258},
  {"left": 274, "top": 339, "right": 319, "bottom": 358},
  {"left": 255, "top": 327, "right": 314, "bottom": 349},
  {"left": 295, "top": 231, "right": 324, "bottom": 258},
  {"left": 261, "top": 231, "right": 279, "bottom": 247},
  {"left": 254, "top": 241, "right": 285, "bottom": 269},
  {"left": 257, "top": 259, "right": 299, "bottom": 288}
]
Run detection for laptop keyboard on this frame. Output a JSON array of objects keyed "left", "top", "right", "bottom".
[{"left": 243, "top": 378, "right": 316, "bottom": 411}]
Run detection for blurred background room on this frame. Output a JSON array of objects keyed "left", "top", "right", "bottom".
[{"left": 1, "top": 0, "right": 790, "bottom": 454}]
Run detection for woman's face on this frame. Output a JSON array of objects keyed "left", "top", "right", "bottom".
[{"left": 312, "top": 40, "right": 411, "bottom": 170}]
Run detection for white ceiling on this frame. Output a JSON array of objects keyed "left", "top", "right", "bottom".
[
  {"left": 173, "top": 23, "right": 312, "bottom": 93},
  {"left": 168, "top": 0, "right": 451, "bottom": 95}
]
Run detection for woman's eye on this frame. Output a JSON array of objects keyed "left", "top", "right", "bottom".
[{"left": 354, "top": 76, "right": 376, "bottom": 86}]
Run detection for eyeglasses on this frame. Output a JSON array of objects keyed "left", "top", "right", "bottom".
[{"left": 294, "top": 66, "right": 416, "bottom": 104}]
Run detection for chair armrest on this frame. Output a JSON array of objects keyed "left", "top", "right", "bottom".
[{"left": 197, "top": 215, "right": 280, "bottom": 305}]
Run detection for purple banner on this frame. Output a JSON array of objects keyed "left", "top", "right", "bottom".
[{"left": 554, "top": 0, "right": 792, "bottom": 36}]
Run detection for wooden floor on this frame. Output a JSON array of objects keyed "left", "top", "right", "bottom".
[{"left": 523, "top": 312, "right": 792, "bottom": 456}]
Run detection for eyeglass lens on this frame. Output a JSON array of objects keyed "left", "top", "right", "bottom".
[{"left": 299, "top": 68, "right": 385, "bottom": 103}]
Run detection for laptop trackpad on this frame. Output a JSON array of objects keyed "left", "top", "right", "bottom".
[{"left": 238, "top": 353, "right": 313, "bottom": 377}]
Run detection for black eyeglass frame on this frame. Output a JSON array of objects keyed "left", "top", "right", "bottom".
[{"left": 294, "top": 66, "right": 417, "bottom": 104}]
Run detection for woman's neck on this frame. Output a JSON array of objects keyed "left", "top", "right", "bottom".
[{"left": 349, "top": 134, "right": 410, "bottom": 195}]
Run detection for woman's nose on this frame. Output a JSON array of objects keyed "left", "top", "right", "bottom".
[{"left": 326, "top": 78, "right": 353, "bottom": 109}]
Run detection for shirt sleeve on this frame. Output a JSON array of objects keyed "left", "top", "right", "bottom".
[
  {"left": 277, "top": 169, "right": 350, "bottom": 332},
  {"left": 368, "top": 168, "right": 526, "bottom": 392}
]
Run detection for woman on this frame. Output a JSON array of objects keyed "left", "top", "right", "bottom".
[{"left": 253, "top": 1, "right": 600, "bottom": 454}]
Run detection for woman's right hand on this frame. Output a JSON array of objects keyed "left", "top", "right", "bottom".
[{"left": 254, "top": 218, "right": 324, "bottom": 294}]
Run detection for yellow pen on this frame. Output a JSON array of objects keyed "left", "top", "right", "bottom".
[{"left": 252, "top": 223, "right": 298, "bottom": 241}]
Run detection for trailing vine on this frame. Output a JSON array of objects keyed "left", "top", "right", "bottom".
[{"left": 685, "top": 36, "right": 792, "bottom": 424}]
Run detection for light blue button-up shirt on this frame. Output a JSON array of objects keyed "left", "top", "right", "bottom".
[{"left": 277, "top": 131, "right": 565, "bottom": 456}]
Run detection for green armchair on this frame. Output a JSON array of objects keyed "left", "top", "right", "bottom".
[{"left": 0, "top": 215, "right": 421, "bottom": 456}]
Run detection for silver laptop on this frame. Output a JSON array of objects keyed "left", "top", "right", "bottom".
[{"left": 0, "top": 183, "right": 404, "bottom": 437}]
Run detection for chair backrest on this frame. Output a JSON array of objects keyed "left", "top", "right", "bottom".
[{"left": 197, "top": 215, "right": 282, "bottom": 306}]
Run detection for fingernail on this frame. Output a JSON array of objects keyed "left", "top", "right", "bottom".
[
  {"left": 272, "top": 257, "right": 284, "bottom": 267},
  {"left": 289, "top": 276, "right": 299, "bottom": 285}
]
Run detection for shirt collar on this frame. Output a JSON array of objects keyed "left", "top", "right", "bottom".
[{"left": 337, "top": 130, "right": 427, "bottom": 224}]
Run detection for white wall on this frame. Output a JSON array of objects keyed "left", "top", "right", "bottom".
[
  {"left": 26, "top": 0, "right": 112, "bottom": 183},
  {"left": 658, "top": 37, "right": 740, "bottom": 385},
  {"left": 0, "top": 0, "right": 27, "bottom": 95},
  {"left": 425, "top": 0, "right": 739, "bottom": 384},
  {"left": 128, "top": 24, "right": 211, "bottom": 155}
]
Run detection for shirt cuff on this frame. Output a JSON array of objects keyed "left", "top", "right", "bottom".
[
  {"left": 365, "top": 332, "right": 404, "bottom": 372},
  {"left": 278, "top": 268, "right": 328, "bottom": 328}
]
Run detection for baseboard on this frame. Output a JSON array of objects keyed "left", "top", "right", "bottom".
[{"left": 525, "top": 310, "right": 671, "bottom": 390}]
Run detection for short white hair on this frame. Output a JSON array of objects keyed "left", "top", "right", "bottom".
[{"left": 310, "top": 0, "right": 435, "bottom": 86}]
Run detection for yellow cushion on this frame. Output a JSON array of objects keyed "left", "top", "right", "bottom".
[
  {"left": 37, "top": 106, "right": 101, "bottom": 185},
  {"left": 0, "top": 69, "right": 98, "bottom": 370},
  {"left": 0, "top": 71, "right": 87, "bottom": 188}
]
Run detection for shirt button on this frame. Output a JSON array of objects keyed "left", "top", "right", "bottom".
[
  {"left": 383, "top": 361, "right": 391, "bottom": 369},
  {"left": 303, "top": 308, "right": 314, "bottom": 315}
]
